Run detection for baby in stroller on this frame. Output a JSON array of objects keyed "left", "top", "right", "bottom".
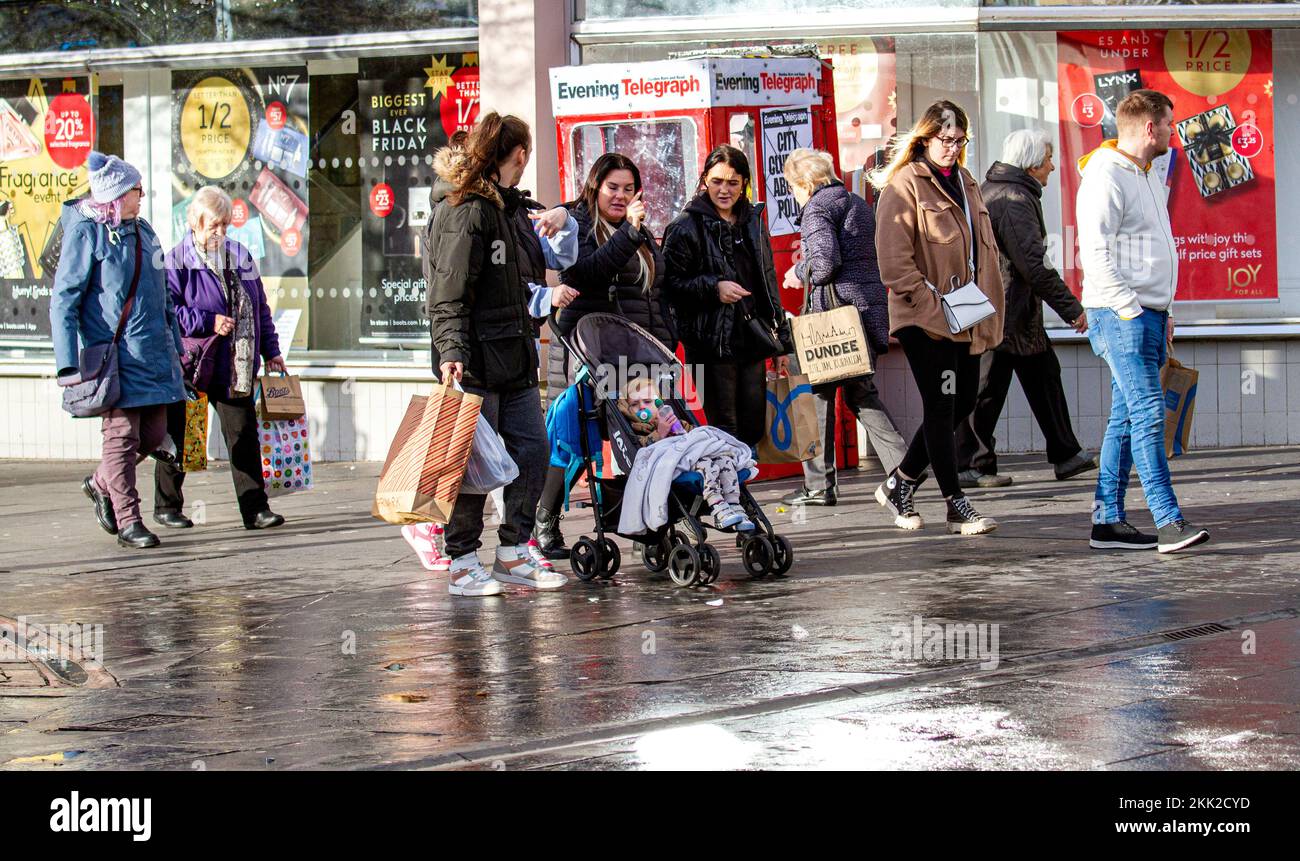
[{"left": 615, "top": 378, "right": 755, "bottom": 531}]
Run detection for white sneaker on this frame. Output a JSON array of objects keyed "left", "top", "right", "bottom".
[
  {"left": 448, "top": 554, "right": 504, "bottom": 597},
  {"left": 493, "top": 545, "right": 568, "bottom": 590}
]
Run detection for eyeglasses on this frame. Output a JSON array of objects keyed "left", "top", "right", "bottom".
[
  {"left": 934, "top": 136, "right": 969, "bottom": 151},
  {"left": 129, "top": 185, "right": 144, "bottom": 195}
]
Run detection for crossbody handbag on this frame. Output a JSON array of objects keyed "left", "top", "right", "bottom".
[
  {"left": 927, "top": 191, "right": 996, "bottom": 335},
  {"left": 61, "top": 227, "right": 143, "bottom": 418}
]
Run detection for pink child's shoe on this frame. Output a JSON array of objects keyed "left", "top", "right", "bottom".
[{"left": 402, "top": 523, "right": 451, "bottom": 572}]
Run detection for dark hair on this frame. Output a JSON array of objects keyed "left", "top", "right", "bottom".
[
  {"left": 448, "top": 112, "right": 531, "bottom": 205},
  {"left": 695, "top": 145, "right": 751, "bottom": 196},
  {"left": 581, "top": 152, "right": 655, "bottom": 293},
  {"left": 1117, "top": 89, "right": 1175, "bottom": 133},
  {"left": 580, "top": 152, "right": 642, "bottom": 217}
]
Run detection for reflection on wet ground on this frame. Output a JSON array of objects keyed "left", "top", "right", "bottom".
[{"left": 1, "top": 448, "right": 1298, "bottom": 770}]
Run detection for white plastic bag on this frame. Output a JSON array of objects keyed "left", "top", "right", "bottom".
[{"left": 462, "top": 413, "right": 519, "bottom": 495}]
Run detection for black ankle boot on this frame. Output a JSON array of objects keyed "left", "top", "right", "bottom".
[{"left": 533, "top": 507, "right": 570, "bottom": 560}]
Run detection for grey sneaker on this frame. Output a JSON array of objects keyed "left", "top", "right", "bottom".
[
  {"left": 957, "top": 469, "right": 1013, "bottom": 488},
  {"left": 1090, "top": 521, "right": 1158, "bottom": 550},
  {"left": 1157, "top": 520, "right": 1210, "bottom": 554}
]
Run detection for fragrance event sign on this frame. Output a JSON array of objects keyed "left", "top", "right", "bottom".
[
  {"left": 0, "top": 76, "right": 94, "bottom": 340},
  {"left": 358, "top": 53, "right": 479, "bottom": 343},
  {"left": 1057, "top": 29, "right": 1276, "bottom": 302}
]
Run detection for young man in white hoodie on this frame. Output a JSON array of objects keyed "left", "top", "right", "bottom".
[{"left": 1076, "top": 89, "right": 1209, "bottom": 554}]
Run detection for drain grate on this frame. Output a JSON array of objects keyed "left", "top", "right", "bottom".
[
  {"left": 1162, "top": 623, "right": 1231, "bottom": 642},
  {"left": 60, "top": 714, "right": 205, "bottom": 732}
]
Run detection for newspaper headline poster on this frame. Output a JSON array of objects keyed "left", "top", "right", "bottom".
[
  {"left": 171, "top": 66, "right": 310, "bottom": 346},
  {"left": 358, "top": 53, "right": 479, "bottom": 343},
  {"left": 760, "top": 106, "right": 814, "bottom": 238},
  {"left": 1058, "top": 29, "right": 1276, "bottom": 302},
  {"left": 0, "top": 76, "right": 95, "bottom": 340}
]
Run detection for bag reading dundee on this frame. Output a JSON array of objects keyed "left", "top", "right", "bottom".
[
  {"left": 791, "top": 282, "right": 874, "bottom": 385},
  {"left": 373, "top": 384, "right": 483, "bottom": 524}
]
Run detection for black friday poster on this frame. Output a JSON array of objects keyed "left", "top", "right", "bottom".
[{"left": 357, "top": 52, "right": 479, "bottom": 343}]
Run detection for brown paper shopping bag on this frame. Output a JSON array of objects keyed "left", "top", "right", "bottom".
[
  {"left": 1161, "top": 355, "right": 1198, "bottom": 458},
  {"left": 756, "top": 374, "right": 820, "bottom": 464},
  {"left": 258, "top": 374, "right": 306, "bottom": 421},
  {"left": 373, "top": 384, "right": 483, "bottom": 524},
  {"left": 791, "top": 305, "right": 873, "bottom": 386}
]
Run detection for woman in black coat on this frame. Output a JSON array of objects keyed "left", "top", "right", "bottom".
[
  {"left": 534, "top": 152, "right": 673, "bottom": 558},
  {"left": 662, "top": 145, "right": 793, "bottom": 447},
  {"left": 780, "top": 148, "right": 908, "bottom": 507}
]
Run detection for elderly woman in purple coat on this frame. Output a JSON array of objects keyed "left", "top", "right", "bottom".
[{"left": 153, "top": 186, "right": 287, "bottom": 530}]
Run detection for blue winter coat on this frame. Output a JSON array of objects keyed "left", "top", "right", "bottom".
[
  {"left": 793, "top": 181, "right": 891, "bottom": 355},
  {"left": 50, "top": 202, "right": 186, "bottom": 409},
  {"left": 166, "top": 230, "right": 281, "bottom": 389}
]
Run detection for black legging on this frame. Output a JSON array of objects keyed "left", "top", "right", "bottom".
[
  {"left": 896, "top": 326, "right": 981, "bottom": 498},
  {"left": 685, "top": 348, "right": 767, "bottom": 446}
]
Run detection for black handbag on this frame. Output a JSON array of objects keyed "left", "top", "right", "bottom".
[{"left": 740, "top": 298, "right": 785, "bottom": 359}]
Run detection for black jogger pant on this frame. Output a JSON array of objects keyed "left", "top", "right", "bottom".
[{"left": 896, "top": 326, "right": 981, "bottom": 498}]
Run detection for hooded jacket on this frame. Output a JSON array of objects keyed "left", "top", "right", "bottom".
[
  {"left": 423, "top": 146, "right": 538, "bottom": 392},
  {"left": 793, "top": 180, "right": 890, "bottom": 355},
  {"left": 1075, "top": 141, "right": 1178, "bottom": 318},
  {"left": 556, "top": 199, "right": 673, "bottom": 345},
  {"left": 874, "top": 159, "right": 1005, "bottom": 354},
  {"left": 981, "top": 161, "right": 1084, "bottom": 356},
  {"left": 50, "top": 202, "right": 186, "bottom": 409},
  {"left": 661, "top": 193, "right": 793, "bottom": 362}
]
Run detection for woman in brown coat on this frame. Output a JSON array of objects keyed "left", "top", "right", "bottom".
[{"left": 870, "top": 100, "right": 1005, "bottom": 536}]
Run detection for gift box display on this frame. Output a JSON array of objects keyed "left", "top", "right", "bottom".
[{"left": 1176, "top": 106, "right": 1254, "bottom": 199}]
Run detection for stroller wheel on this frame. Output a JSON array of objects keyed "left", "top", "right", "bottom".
[
  {"left": 668, "top": 543, "right": 703, "bottom": 587},
  {"left": 741, "top": 534, "right": 776, "bottom": 578},
  {"left": 770, "top": 535, "right": 794, "bottom": 575},
  {"left": 641, "top": 535, "right": 671, "bottom": 573},
  {"left": 598, "top": 537, "right": 620, "bottom": 579},
  {"left": 698, "top": 543, "right": 721, "bottom": 584},
  {"left": 571, "top": 537, "right": 601, "bottom": 582}
]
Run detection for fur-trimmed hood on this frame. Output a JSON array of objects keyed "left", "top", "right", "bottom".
[{"left": 431, "top": 145, "right": 503, "bottom": 209}]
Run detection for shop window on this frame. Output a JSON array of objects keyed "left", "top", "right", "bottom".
[
  {"left": 580, "top": 0, "right": 975, "bottom": 19},
  {"left": 0, "top": 2, "right": 478, "bottom": 55},
  {"left": 570, "top": 118, "right": 699, "bottom": 236}
]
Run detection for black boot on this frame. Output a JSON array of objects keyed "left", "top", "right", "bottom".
[
  {"left": 533, "top": 506, "right": 570, "bottom": 560},
  {"left": 117, "top": 522, "right": 161, "bottom": 549}
]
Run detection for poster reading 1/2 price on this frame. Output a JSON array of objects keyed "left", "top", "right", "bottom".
[
  {"left": 760, "top": 106, "right": 813, "bottom": 238},
  {"left": 1057, "top": 29, "right": 1276, "bottom": 303}
]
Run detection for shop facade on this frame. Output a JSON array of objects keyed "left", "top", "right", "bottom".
[{"left": 3, "top": 1, "right": 1299, "bottom": 461}]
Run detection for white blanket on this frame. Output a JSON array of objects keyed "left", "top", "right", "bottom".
[{"left": 617, "top": 426, "right": 757, "bottom": 535}]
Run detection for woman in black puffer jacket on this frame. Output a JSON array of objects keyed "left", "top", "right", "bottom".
[
  {"left": 780, "top": 148, "right": 908, "bottom": 507},
  {"left": 662, "top": 145, "right": 793, "bottom": 447},
  {"left": 534, "top": 152, "right": 674, "bottom": 558}
]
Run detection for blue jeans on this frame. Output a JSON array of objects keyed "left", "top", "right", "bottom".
[{"left": 1085, "top": 307, "right": 1182, "bottom": 528}]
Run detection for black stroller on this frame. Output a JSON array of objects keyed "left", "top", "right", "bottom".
[{"left": 553, "top": 312, "right": 794, "bottom": 587}]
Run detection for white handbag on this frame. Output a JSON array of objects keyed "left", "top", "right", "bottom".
[
  {"left": 927, "top": 192, "right": 995, "bottom": 335},
  {"left": 933, "top": 277, "right": 996, "bottom": 335}
]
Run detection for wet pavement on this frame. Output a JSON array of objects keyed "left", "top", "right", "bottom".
[{"left": 1, "top": 447, "right": 1298, "bottom": 770}]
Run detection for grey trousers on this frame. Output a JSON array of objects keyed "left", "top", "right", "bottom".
[
  {"left": 444, "top": 385, "right": 549, "bottom": 560},
  {"left": 803, "top": 374, "right": 907, "bottom": 492}
]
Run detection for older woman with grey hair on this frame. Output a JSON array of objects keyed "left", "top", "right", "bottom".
[
  {"left": 955, "top": 127, "right": 1096, "bottom": 489},
  {"left": 779, "top": 147, "right": 908, "bottom": 507},
  {"left": 153, "top": 185, "right": 287, "bottom": 530}
]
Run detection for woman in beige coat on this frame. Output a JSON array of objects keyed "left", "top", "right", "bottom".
[{"left": 871, "top": 100, "right": 1005, "bottom": 536}]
